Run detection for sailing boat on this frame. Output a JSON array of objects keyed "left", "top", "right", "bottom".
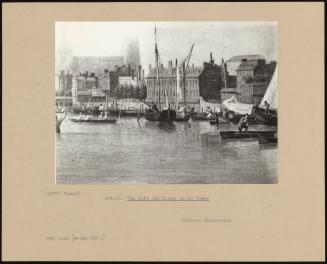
[
  {"left": 252, "top": 66, "right": 278, "bottom": 126},
  {"left": 144, "top": 25, "right": 176, "bottom": 122},
  {"left": 175, "top": 44, "right": 194, "bottom": 122}
]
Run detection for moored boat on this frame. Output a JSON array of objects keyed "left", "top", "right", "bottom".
[
  {"left": 253, "top": 66, "right": 278, "bottom": 125},
  {"left": 257, "top": 134, "right": 278, "bottom": 144},
  {"left": 220, "top": 130, "right": 276, "bottom": 140},
  {"left": 175, "top": 113, "right": 191, "bottom": 122},
  {"left": 209, "top": 118, "right": 229, "bottom": 125},
  {"left": 191, "top": 113, "right": 215, "bottom": 121},
  {"left": 107, "top": 108, "right": 144, "bottom": 117},
  {"left": 69, "top": 117, "right": 117, "bottom": 124}
]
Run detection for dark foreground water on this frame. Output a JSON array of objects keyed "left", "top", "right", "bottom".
[{"left": 56, "top": 115, "right": 277, "bottom": 184}]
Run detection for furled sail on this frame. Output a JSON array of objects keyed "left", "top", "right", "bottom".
[
  {"left": 176, "top": 64, "right": 182, "bottom": 104},
  {"left": 259, "top": 66, "right": 278, "bottom": 109},
  {"left": 199, "top": 97, "right": 221, "bottom": 113},
  {"left": 222, "top": 95, "right": 253, "bottom": 115},
  {"left": 176, "top": 44, "right": 194, "bottom": 106}
]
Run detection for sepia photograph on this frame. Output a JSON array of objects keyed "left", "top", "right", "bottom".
[{"left": 55, "top": 22, "right": 278, "bottom": 184}]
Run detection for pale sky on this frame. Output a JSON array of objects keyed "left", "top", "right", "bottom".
[{"left": 56, "top": 22, "right": 277, "bottom": 73}]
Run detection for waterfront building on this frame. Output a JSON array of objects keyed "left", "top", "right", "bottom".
[
  {"left": 55, "top": 96, "right": 73, "bottom": 108},
  {"left": 72, "top": 72, "right": 107, "bottom": 107},
  {"left": 145, "top": 54, "right": 226, "bottom": 108},
  {"left": 225, "top": 55, "right": 265, "bottom": 76},
  {"left": 98, "top": 69, "right": 110, "bottom": 92},
  {"left": 236, "top": 59, "right": 277, "bottom": 104},
  {"left": 220, "top": 88, "right": 239, "bottom": 102},
  {"left": 58, "top": 70, "right": 73, "bottom": 94}
]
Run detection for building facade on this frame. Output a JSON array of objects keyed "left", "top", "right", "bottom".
[
  {"left": 72, "top": 72, "right": 107, "bottom": 107},
  {"left": 58, "top": 70, "right": 73, "bottom": 93},
  {"left": 236, "top": 59, "right": 277, "bottom": 104},
  {"left": 225, "top": 55, "right": 265, "bottom": 76},
  {"left": 145, "top": 54, "right": 225, "bottom": 108}
]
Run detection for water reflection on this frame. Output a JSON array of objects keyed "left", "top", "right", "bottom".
[{"left": 56, "top": 115, "right": 277, "bottom": 184}]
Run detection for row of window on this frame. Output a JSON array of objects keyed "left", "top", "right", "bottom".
[
  {"left": 147, "top": 78, "right": 199, "bottom": 87},
  {"left": 56, "top": 102, "right": 73, "bottom": 107},
  {"left": 149, "top": 89, "right": 199, "bottom": 98}
]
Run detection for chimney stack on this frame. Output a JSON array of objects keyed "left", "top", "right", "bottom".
[
  {"left": 142, "top": 69, "right": 145, "bottom": 80},
  {"left": 149, "top": 64, "right": 152, "bottom": 72},
  {"left": 160, "top": 63, "right": 163, "bottom": 70},
  {"left": 192, "top": 64, "right": 194, "bottom": 73},
  {"left": 128, "top": 64, "right": 131, "bottom": 75},
  {"left": 132, "top": 69, "right": 135, "bottom": 80}
]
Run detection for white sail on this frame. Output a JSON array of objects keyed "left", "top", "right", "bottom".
[
  {"left": 222, "top": 95, "right": 253, "bottom": 115},
  {"left": 199, "top": 97, "right": 221, "bottom": 113},
  {"left": 259, "top": 66, "right": 278, "bottom": 109},
  {"left": 176, "top": 44, "right": 194, "bottom": 106},
  {"left": 176, "top": 66, "right": 182, "bottom": 104}
]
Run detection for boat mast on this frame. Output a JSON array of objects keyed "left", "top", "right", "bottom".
[{"left": 181, "top": 44, "right": 194, "bottom": 106}]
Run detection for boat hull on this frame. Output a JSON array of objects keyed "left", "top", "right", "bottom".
[
  {"left": 258, "top": 135, "right": 278, "bottom": 144},
  {"left": 69, "top": 118, "right": 117, "bottom": 124},
  {"left": 144, "top": 109, "right": 176, "bottom": 122},
  {"left": 190, "top": 113, "right": 215, "bottom": 121},
  {"left": 222, "top": 111, "right": 259, "bottom": 125},
  {"left": 175, "top": 112, "right": 191, "bottom": 122},
  {"left": 108, "top": 109, "right": 143, "bottom": 117},
  {"left": 252, "top": 107, "right": 277, "bottom": 126},
  {"left": 220, "top": 130, "right": 276, "bottom": 140}
]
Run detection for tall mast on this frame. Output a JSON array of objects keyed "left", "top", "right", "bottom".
[
  {"left": 180, "top": 44, "right": 194, "bottom": 105},
  {"left": 154, "top": 25, "right": 160, "bottom": 108}
]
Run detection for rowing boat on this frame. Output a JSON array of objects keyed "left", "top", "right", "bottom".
[
  {"left": 220, "top": 130, "right": 276, "bottom": 140},
  {"left": 69, "top": 118, "right": 117, "bottom": 124},
  {"left": 258, "top": 134, "right": 278, "bottom": 144}
]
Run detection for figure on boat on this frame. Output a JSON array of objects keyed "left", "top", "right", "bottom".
[{"left": 237, "top": 114, "right": 249, "bottom": 132}]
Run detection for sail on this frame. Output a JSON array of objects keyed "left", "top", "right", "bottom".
[
  {"left": 222, "top": 95, "right": 253, "bottom": 115},
  {"left": 176, "top": 44, "right": 194, "bottom": 106},
  {"left": 259, "top": 66, "right": 278, "bottom": 109},
  {"left": 176, "top": 65, "right": 182, "bottom": 104},
  {"left": 165, "top": 90, "right": 169, "bottom": 109},
  {"left": 199, "top": 97, "right": 221, "bottom": 113}
]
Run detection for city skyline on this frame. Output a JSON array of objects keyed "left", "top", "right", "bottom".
[{"left": 56, "top": 21, "right": 277, "bottom": 74}]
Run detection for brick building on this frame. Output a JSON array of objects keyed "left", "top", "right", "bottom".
[
  {"left": 236, "top": 59, "right": 277, "bottom": 104},
  {"left": 225, "top": 55, "right": 265, "bottom": 76}
]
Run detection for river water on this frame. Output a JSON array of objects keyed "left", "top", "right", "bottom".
[{"left": 56, "top": 114, "right": 277, "bottom": 184}]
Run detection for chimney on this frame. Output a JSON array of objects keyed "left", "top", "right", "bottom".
[
  {"left": 128, "top": 64, "right": 131, "bottom": 75},
  {"left": 85, "top": 71, "right": 88, "bottom": 77},
  {"left": 104, "top": 69, "right": 109, "bottom": 74},
  {"left": 90, "top": 72, "right": 95, "bottom": 77},
  {"left": 210, "top": 52, "right": 213, "bottom": 63},
  {"left": 132, "top": 69, "right": 135, "bottom": 80},
  {"left": 149, "top": 64, "right": 152, "bottom": 72},
  {"left": 192, "top": 64, "right": 194, "bottom": 73},
  {"left": 175, "top": 58, "right": 178, "bottom": 67},
  {"left": 142, "top": 69, "right": 145, "bottom": 80},
  {"left": 160, "top": 63, "right": 163, "bottom": 70}
]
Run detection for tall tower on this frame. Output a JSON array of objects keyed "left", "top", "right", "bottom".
[{"left": 123, "top": 37, "right": 141, "bottom": 72}]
